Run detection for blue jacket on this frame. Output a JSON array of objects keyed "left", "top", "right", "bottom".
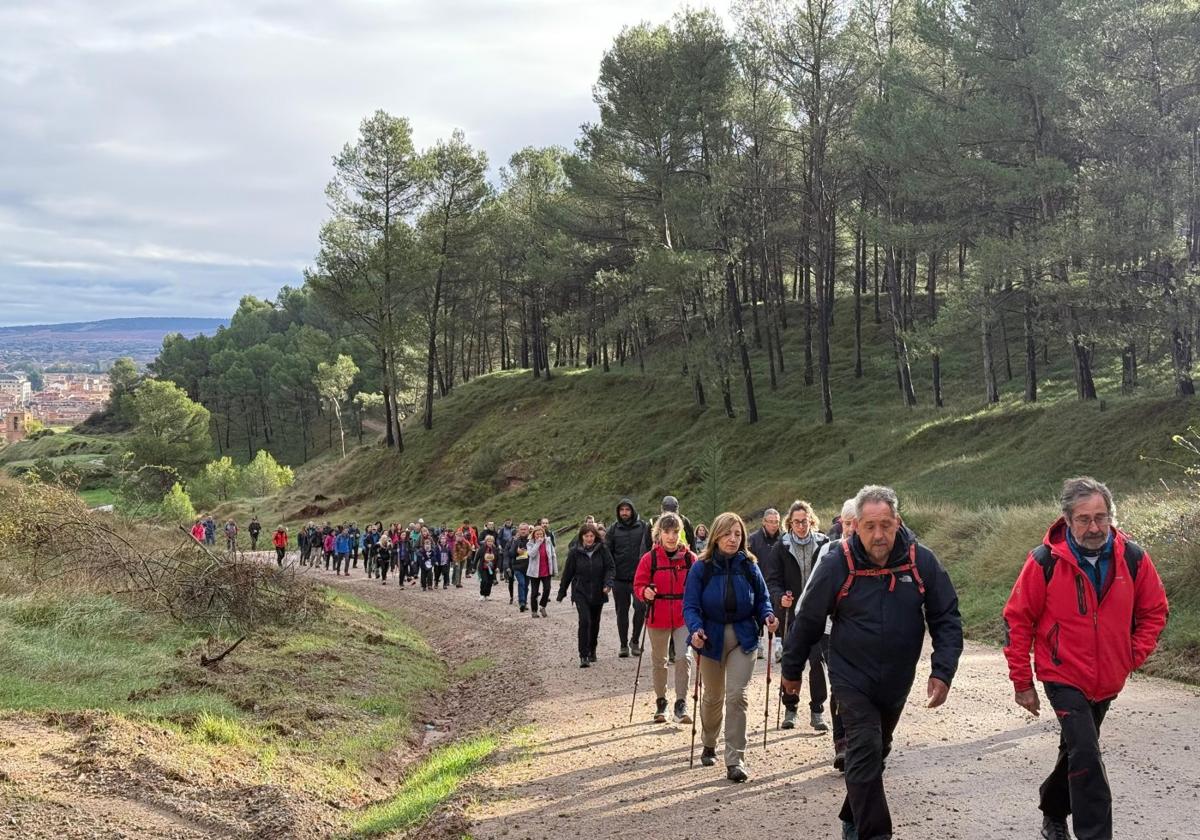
[
  {"left": 335, "top": 533, "right": 350, "bottom": 554},
  {"left": 683, "top": 550, "right": 774, "bottom": 661}
]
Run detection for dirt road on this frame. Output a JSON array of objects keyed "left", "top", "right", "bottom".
[{"left": 355, "top": 575, "right": 1198, "bottom": 840}]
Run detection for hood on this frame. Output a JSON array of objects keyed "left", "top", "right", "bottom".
[{"left": 615, "top": 497, "right": 639, "bottom": 525}]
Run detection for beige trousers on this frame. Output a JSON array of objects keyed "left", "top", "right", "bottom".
[
  {"left": 648, "top": 625, "right": 693, "bottom": 702},
  {"left": 699, "top": 624, "right": 756, "bottom": 768}
]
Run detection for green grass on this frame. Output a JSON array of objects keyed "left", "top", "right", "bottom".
[
  {"left": 0, "top": 431, "right": 124, "bottom": 466},
  {"left": 347, "top": 735, "right": 498, "bottom": 837},
  {"left": 78, "top": 487, "right": 116, "bottom": 507}
]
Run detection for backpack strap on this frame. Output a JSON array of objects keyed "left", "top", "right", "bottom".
[
  {"left": 1031, "top": 544, "right": 1056, "bottom": 585},
  {"left": 1123, "top": 539, "right": 1143, "bottom": 582},
  {"left": 835, "top": 539, "right": 855, "bottom": 604}
]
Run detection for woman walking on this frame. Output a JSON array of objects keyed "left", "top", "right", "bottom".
[
  {"left": 476, "top": 534, "right": 501, "bottom": 600},
  {"left": 557, "top": 523, "right": 614, "bottom": 666},
  {"left": 417, "top": 537, "right": 436, "bottom": 591},
  {"left": 635, "top": 512, "right": 695, "bottom": 722},
  {"left": 272, "top": 525, "right": 288, "bottom": 566},
  {"left": 693, "top": 523, "right": 709, "bottom": 553},
  {"left": 526, "top": 523, "right": 558, "bottom": 617},
  {"left": 683, "top": 512, "right": 777, "bottom": 783}
]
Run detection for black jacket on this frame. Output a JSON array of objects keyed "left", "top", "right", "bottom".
[
  {"left": 748, "top": 527, "right": 782, "bottom": 567},
  {"left": 781, "top": 527, "right": 963, "bottom": 707},
  {"left": 763, "top": 531, "right": 830, "bottom": 617},
  {"left": 557, "top": 544, "right": 616, "bottom": 606},
  {"left": 606, "top": 498, "right": 651, "bottom": 581},
  {"left": 506, "top": 536, "right": 530, "bottom": 574}
]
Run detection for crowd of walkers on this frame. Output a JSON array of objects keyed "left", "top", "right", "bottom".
[{"left": 196, "top": 476, "right": 1168, "bottom": 840}]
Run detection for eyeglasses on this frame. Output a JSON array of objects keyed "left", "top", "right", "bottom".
[{"left": 1071, "top": 513, "right": 1111, "bottom": 529}]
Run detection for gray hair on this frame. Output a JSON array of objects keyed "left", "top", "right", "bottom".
[
  {"left": 840, "top": 498, "right": 856, "bottom": 521},
  {"left": 1060, "top": 476, "right": 1116, "bottom": 521},
  {"left": 763, "top": 508, "right": 781, "bottom": 520},
  {"left": 854, "top": 485, "right": 900, "bottom": 519}
]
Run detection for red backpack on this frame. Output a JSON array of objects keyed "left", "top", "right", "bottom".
[{"left": 834, "top": 538, "right": 925, "bottom": 606}]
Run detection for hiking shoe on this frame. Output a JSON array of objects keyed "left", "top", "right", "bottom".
[
  {"left": 630, "top": 643, "right": 642, "bottom": 656},
  {"left": 580, "top": 657, "right": 590, "bottom": 668},
  {"left": 841, "top": 820, "right": 858, "bottom": 840},
  {"left": 756, "top": 640, "right": 765, "bottom": 660},
  {"left": 700, "top": 747, "right": 717, "bottom": 767},
  {"left": 810, "top": 711, "right": 829, "bottom": 732},
  {"left": 726, "top": 764, "right": 748, "bottom": 783},
  {"left": 673, "top": 699, "right": 691, "bottom": 724},
  {"left": 588, "top": 652, "right": 597, "bottom": 663},
  {"left": 833, "top": 738, "right": 847, "bottom": 772},
  {"left": 654, "top": 698, "right": 668, "bottom": 723},
  {"left": 782, "top": 708, "right": 797, "bottom": 730},
  {"left": 520, "top": 604, "right": 528, "bottom": 612},
  {"left": 539, "top": 606, "right": 547, "bottom": 618},
  {"left": 773, "top": 644, "right": 783, "bottom": 664},
  {"left": 1041, "top": 816, "right": 1072, "bottom": 840},
  {"left": 619, "top": 646, "right": 630, "bottom": 658}
]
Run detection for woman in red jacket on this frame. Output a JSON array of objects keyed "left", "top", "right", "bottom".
[
  {"left": 634, "top": 512, "right": 695, "bottom": 724},
  {"left": 272, "top": 526, "right": 288, "bottom": 567}
]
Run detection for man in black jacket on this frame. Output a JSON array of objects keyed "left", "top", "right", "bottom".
[
  {"left": 782, "top": 485, "right": 963, "bottom": 840},
  {"left": 748, "top": 508, "right": 783, "bottom": 659},
  {"left": 248, "top": 516, "right": 262, "bottom": 551},
  {"left": 763, "top": 499, "right": 830, "bottom": 731},
  {"left": 605, "top": 497, "right": 651, "bottom": 657}
]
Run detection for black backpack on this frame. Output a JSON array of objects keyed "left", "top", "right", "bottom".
[{"left": 1030, "top": 540, "right": 1144, "bottom": 584}]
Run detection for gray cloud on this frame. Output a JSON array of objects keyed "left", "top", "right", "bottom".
[{"left": 0, "top": 0, "right": 715, "bottom": 326}]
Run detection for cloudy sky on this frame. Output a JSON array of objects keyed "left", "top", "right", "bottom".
[{"left": 0, "top": 0, "right": 728, "bottom": 326}]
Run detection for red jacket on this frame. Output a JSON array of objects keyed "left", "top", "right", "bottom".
[
  {"left": 273, "top": 529, "right": 288, "bottom": 549},
  {"left": 634, "top": 545, "right": 695, "bottom": 630},
  {"left": 1003, "top": 519, "right": 1169, "bottom": 702}
]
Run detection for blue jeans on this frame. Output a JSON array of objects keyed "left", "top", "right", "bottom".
[{"left": 515, "top": 570, "right": 528, "bottom": 605}]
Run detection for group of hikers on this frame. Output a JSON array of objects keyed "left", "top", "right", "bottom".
[{"left": 195, "top": 476, "right": 1167, "bottom": 840}]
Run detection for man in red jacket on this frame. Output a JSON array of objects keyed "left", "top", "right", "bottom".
[{"left": 1003, "top": 477, "right": 1169, "bottom": 840}]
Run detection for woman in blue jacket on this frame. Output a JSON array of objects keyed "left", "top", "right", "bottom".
[{"left": 684, "top": 511, "right": 777, "bottom": 783}]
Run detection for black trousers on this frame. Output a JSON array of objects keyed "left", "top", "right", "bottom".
[
  {"left": 480, "top": 569, "right": 494, "bottom": 597},
  {"left": 611, "top": 580, "right": 646, "bottom": 647},
  {"left": 1040, "top": 682, "right": 1114, "bottom": 840},
  {"left": 575, "top": 601, "right": 603, "bottom": 658},
  {"left": 275, "top": 547, "right": 285, "bottom": 566},
  {"left": 837, "top": 686, "right": 905, "bottom": 840},
  {"left": 529, "top": 575, "right": 551, "bottom": 609}
]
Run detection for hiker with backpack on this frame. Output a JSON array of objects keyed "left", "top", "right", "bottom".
[
  {"left": 506, "top": 522, "right": 532, "bottom": 608},
  {"left": 417, "top": 537, "right": 436, "bottom": 590},
  {"left": 763, "top": 500, "right": 831, "bottom": 732},
  {"left": 651, "top": 495, "right": 695, "bottom": 548},
  {"left": 224, "top": 519, "right": 238, "bottom": 552},
  {"left": 248, "top": 516, "right": 261, "bottom": 551},
  {"left": 635, "top": 512, "right": 695, "bottom": 723},
  {"left": 781, "top": 485, "right": 963, "bottom": 840},
  {"left": 1003, "top": 477, "right": 1169, "bottom": 840},
  {"left": 749, "top": 509, "right": 784, "bottom": 660},
  {"left": 814, "top": 498, "right": 857, "bottom": 770},
  {"left": 557, "top": 523, "right": 615, "bottom": 666},
  {"left": 684, "top": 512, "right": 778, "bottom": 783},
  {"left": 607, "top": 498, "right": 652, "bottom": 658}
]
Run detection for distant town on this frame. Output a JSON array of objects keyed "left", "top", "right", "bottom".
[{"left": 0, "top": 370, "right": 112, "bottom": 441}]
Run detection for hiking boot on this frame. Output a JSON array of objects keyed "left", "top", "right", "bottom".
[
  {"left": 810, "top": 711, "right": 829, "bottom": 732},
  {"left": 619, "top": 645, "right": 630, "bottom": 658},
  {"left": 833, "top": 738, "right": 847, "bottom": 772},
  {"left": 673, "top": 699, "right": 691, "bottom": 724},
  {"left": 782, "top": 708, "right": 797, "bottom": 730},
  {"left": 520, "top": 604, "right": 527, "bottom": 612},
  {"left": 630, "top": 642, "right": 642, "bottom": 656},
  {"left": 654, "top": 697, "right": 668, "bottom": 723},
  {"left": 726, "top": 764, "right": 748, "bottom": 783},
  {"left": 756, "top": 640, "right": 765, "bottom": 660},
  {"left": 531, "top": 609, "right": 538, "bottom": 618},
  {"left": 840, "top": 820, "right": 858, "bottom": 840},
  {"left": 700, "top": 747, "right": 717, "bottom": 767},
  {"left": 1041, "top": 816, "right": 1072, "bottom": 840},
  {"left": 580, "top": 657, "right": 590, "bottom": 668},
  {"left": 539, "top": 606, "right": 547, "bottom": 618},
  {"left": 588, "top": 652, "right": 597, "bottom": 663}
]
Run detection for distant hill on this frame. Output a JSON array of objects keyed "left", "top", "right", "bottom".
[{"left": 0, "top": 317, "right": 228, "bottom": 368}]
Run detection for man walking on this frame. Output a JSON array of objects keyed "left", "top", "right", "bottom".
[
  {"left": 606, "top": 497, "right": 651, "bottom": 657},
  {"left": 782, "top": 485, "right": 963, "bottom": 840},
  {"left": 248, "top": 516, "right": 261, "bottom": 551},
  {"left": 1003, "top": 477, "right": 1169, "bottom": 840},
  {"left": 749, "top": 508, "right": 783, "bottom": 658}
]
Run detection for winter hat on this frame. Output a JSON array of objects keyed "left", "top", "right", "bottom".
[{"left": 662, "top": 495, "right": 679, "bottom": 512}]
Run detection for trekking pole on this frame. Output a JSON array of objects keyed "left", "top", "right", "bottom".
[
  {"left": 776, "top": 602, "right": 789, "bottom": 730},
  {"left": 628, "top": 595, "right": 654, "bottom": 723},
  {"left": 689, "top": 645, "right": 703, "bottom": 768},
  {"left": 763, "top": 629, "right": 774, "bottom": 750}
]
